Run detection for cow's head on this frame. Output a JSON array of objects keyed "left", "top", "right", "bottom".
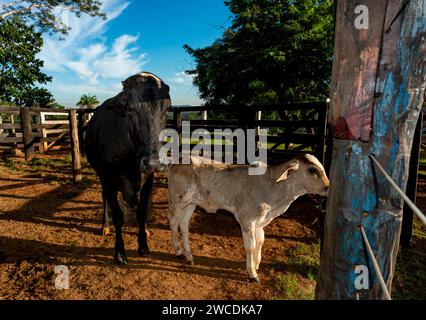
[
  {"left": 276, "top": 154, "right": 329, "bottom": 196},
  {"left": 122, "top": 72, "right": 171, "bottom": 173}
]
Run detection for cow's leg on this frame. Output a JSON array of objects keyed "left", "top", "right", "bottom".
[
  {"left": 101, "top": 192, "right": 111, "bottom": 236},
  {"left": 241, "top": 225, "right": 259, "bottom": 283},
  {"left": 179, "top": 204, "right": 196, "bottom": 265},
  {"left": 254, "top": 227, "right": 265, "bottom": 271},
  {"left": 104, "top": 188, "right": 127, "bottom": 265},
  {"left": 136, "top": 172, "right": 154, "bottom": 257}
]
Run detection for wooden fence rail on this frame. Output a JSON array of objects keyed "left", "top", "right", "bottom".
[
  {"left": 169, "top": 102, "right": 329, "bottom": 165},
  {"left": 1, "top": 102, "right": 330, "bottom": 165}
]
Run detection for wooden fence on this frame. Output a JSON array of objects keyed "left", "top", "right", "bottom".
[
  {"left": 420, "top": 106, "right": 426, "bottom": 155},
  {"left": 0, "top": 107, "right": 92, "bottom": 159},
  {"left": 170, "top": 102, "right": 329, "bottom": 165},
  {"left": 0, "top": 102, "right": 330, "bottom": 168}
]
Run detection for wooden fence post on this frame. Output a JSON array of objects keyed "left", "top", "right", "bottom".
[
  {"left": 77, "top": 110, "right": 85, "bottom": 155},
  {"left": 10, "top": 115, "right": 15, "bottom": 134},
  {"left": 316, "top": 103, "right": 329, "bottom": 166},
  {"left": 40, "top": 112, "right": 47, "bottom": 153},
  {"left": 173, "top": 108, "right": 182, "bottom": 131},
  {"left": 400, "top": 112, "right": 423, "bottom": 248},
  {"left": 19, "top": 107, "right": 35, "bottom": 161},
  {"left": 69, "top": 109, "right": 82, "bottom": 183},
  {"left": 316, "top": 0, "right": 426, "bottom": 300},
  {"left": 173, "top": 108, "right": 182, "bottom": 147}
]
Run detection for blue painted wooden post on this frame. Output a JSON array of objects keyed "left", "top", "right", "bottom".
[{"left": 316, "top": 0, "right": 426, "bottom": 299}]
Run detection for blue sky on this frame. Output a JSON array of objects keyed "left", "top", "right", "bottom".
[{"left": 38, "top": 0, "right": 231, "bottom": 107}]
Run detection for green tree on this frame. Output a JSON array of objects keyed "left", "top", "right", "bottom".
[
  {"left": 0, "top": 17, "right": 53, "bottom": 106},
  {"left": 185, "top": 0, "right": 334, "bottom": 105},
  {"left": 76, "top": 94, "right": 99, "bottom": 109},
  {"left": 0, "top": 0, "right": 105, "bottom": 35},
  {"left": 48, "top": 101, "right": 66, "bottom": 109}
]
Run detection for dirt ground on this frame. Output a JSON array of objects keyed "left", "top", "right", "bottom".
[{"left": 0, "top": 154, "right": 325, "bottom": 300}]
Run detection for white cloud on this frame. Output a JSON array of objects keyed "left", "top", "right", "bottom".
[
  {"left": 91, "top": 35, "right": 148, "bottom": 80},
  {"left": 170, "top": 71, "right": 195, "bottom": 85},
  {"left": 55, "top": 83, "right": 123, "bottom": 96},
  {"left": 39, "top": 0, "right": 147, "bottom": 87}
]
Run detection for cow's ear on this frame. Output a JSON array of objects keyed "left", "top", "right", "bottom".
[{"left": 276, "top": 162, "right": 299, "bottom": 183}]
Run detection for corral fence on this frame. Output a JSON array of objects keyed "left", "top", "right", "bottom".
[
  {"left": 420, "top": 106, "right": 426, "bottom": 156},
  {"left": 0, "top": 102, "right": 330, "bottom": 164},
  {"left": 0, "top": 107, "right": 72, "bottom": 157},
  {"left": 169, "top": 102, "right": 329, "bottom": 166},
  {"left": 0, "top": 103, "right": 422, "bottom": 246}
]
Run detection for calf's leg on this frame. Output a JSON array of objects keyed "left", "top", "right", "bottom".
[
  {"left": 104, "top": 187, "right": 127, "bottom": 265},
  {"left": 179, "top": 204, "right": 196, "bottom": 265},
  {"left": 136, "top": 172, "right": 154, "bottom": 257},
  {"left": 241, "top": 226, "right": 259, "bottom": 283},
  {"left": 254, "top": 227, "right": 265, "bottom": 271},
  {"left": 168, "top": 205, "right": 183, "bottom": 257}
]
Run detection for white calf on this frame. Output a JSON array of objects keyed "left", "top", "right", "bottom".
[{"left": 168, "top": 154, "right": 329, "bottom": 282}]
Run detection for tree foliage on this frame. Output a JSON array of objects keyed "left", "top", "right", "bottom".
[
  {"left": 0, "top": 0, "right": 105, "bottom": 35},
  {"left": 76, "top": 94, "right": 99, "bottom": 109},
  {"left": 185, "top": 0, "right": 334, "bottom": 105},
  {"left": 0, "top": 17, "right": 53, "bottom": 106}
]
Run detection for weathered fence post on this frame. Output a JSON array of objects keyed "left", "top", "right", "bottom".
[
  {"left": 173, "top": 108, "right": 183, "bottom": 148},
  {"left": 69, "top": 109, "right": 82, "bottom": 183},
  {"left": 316, "top": 103, "right": 329, "bottom": 166},
  {"left": 316, "top": 0, "right": 426, "bottom": 300},
  {"left": 400, "top": 112, "right": 424, "bottom": 248},
  {"left": 77, "top": 110, "right": 85, "bottom": 156},
  {"left": 10, "top": 115, "right": 15, "bottom": 134},
  {"left": 40, "top": 112, "right": 48, "bottom": 153},
  {"left": 19, "top": 107, "right": 35, "bottom": 161},
  {"left": 173, "top": 108, "right": 182, "bottom": 131},
  {"left": 33, "top": 104, "right": 43, "bottom": 154}
]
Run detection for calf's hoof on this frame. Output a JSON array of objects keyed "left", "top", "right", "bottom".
[
  {"left": 114, "top": 253, "right": 128, "bottom": 265},
  {"left": 184, "top": 257, "right": 194, "bottom": 265},
  {"left": 249, "top": 277, "right": 260, "bottom": 284},
  {"left": 102, "top": 227, "right": 111, "bottom": 236},
  {"left": 176, "top": 254, "right": 186, "bottom": 261},
  {"left": 138, "top": 247, "right": 151, "bottom": 257}
]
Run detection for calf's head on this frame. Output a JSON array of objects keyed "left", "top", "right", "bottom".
[
  {"left": 276, "top": 154, "right": 329, "bottom": 196},
  {"left": 122, "top": 72, "right": 171, "bottom": 172}
]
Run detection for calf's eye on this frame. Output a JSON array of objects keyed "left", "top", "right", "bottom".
[{"left": 308, "top": 167, "right": 318, "bottom": 175}]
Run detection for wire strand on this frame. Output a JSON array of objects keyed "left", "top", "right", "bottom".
[
  {"left": 370, "top": 155, "right": 426, "bottom": 225},
  {"left": 359, "top": 225, "right": 392, "bottom": 300}
]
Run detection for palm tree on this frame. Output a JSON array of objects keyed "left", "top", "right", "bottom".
[{"left": 76, "top": 94, "right": 99, "bottom": 109}]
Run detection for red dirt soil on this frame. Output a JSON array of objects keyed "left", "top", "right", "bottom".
[{"left": 0, "top": 156, "right": 326, "bottom": 300}]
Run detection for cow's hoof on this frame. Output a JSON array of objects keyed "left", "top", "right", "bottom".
[
  {"left": 114, "top": 253, "right": 128, "bottom": 265},
  {"left": 176, "top": 254, "right": 186, "bottom": 261},
  {"left": 250, "top": 277, "right": 260, "bottom": 284},
  {"left": 138, "top": 247, "right": 151, "bottom": 257},
  {"left": 186, "top": 259, "right": 194, "bottom": 266},
  {"left": 102, "top": 227, "right": 111, "bottom": 236}
]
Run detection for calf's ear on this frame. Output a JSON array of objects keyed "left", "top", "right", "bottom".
[{"left": 276, "top": 162, "right": 299, "bottom": 183}]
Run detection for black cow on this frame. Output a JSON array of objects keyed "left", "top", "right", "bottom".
[{"left": 85, "top": 72, "right": 171, "bottom": 265}]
